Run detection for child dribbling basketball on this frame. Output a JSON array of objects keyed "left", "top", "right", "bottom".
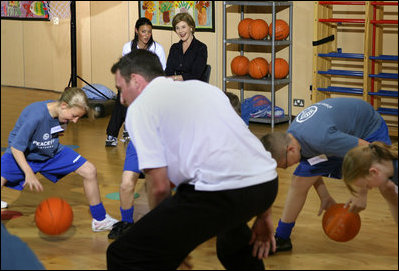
[
  {"left": 342, "top": 141, "right": 398, "bottom": 223},
  {"left": 1, "top": 87, "right": 117, "bottom": 232}
]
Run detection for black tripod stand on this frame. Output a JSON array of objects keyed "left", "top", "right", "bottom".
[{"left": 67, "top": 1, "right": 109, "bottom": 100}]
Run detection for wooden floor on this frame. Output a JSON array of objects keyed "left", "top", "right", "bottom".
[{"left": 1, "top": 86, "right": 398, "bottom": 270}]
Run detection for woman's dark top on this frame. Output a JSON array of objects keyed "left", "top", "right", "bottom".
[{"left": 165, "top": 36, "right": 208, "bottom": 82}]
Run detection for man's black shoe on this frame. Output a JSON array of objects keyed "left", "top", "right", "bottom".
[{"left": 108, "top": 221, "right": 134, "bottom": 240}]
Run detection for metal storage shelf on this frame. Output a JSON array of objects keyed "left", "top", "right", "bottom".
[
  {"left": 225, "top": 38, "right": 291, "bottom": 46},
  {"left": 224, "top": 76, "right": 290, "bottom": 85},
  {"left": 250, "top": 115, "right": 291, "bottom": 124},
  {"left": 225, "top": 1, "right": 291, "bottom": 7},
  {"left": 222, "top": 1, "right": 293, "bottom": 128}
]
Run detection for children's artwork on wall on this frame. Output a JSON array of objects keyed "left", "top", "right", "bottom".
[
  {"left": 1, "top": 1, "right": 50, "bottom": 21},
  {"left": 139, "top": 1, "right": 215, "bottom": 32}
]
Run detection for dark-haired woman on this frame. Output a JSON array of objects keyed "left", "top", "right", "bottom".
[
  {"left": 106, "top": 17, "right": 166, "bottom": 147},
  {"left": 106, "top": 18, "right": 166, "bottom": 239}
]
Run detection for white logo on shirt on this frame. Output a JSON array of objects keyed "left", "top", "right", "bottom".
[
  {"left": 33, "top": 139, "right": 56, "bottom": 149},
  {"left": 296, "top": 106, "right": 318, "bottom": 123},
  {"left": 43, "top": 133, "right": 50, "bottom": 140}
]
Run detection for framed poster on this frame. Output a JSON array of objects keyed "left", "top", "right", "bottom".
[
  {"left": 1, "top": 1, "right": 50, "bottom": 21},
  {"left": 139, "top": 1, "right": 215, "bottom": 32}
]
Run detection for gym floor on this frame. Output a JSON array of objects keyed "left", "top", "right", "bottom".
[{"left": 1, "top": 86, "right": 398, "bottom": 270}]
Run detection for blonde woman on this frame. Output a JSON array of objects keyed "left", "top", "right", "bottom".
[
  {"left": 1, "top": 88, "right": 117, "bottom": 232},
  {"left": 343, "top": 141, "right": 398, "bottom": 223},
  {"left": 165, "top": 12, "right": 208, "bottom": 82}
]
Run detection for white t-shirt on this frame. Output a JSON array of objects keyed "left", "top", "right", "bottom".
[
  {"left": 122, "top": 41, "right": 167, "bottom": 70},
  {"left": 125, "top": 77, "right": 277, "bottom": 191}
]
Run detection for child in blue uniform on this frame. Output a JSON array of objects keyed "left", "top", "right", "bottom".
[
  {"left": 107, "top": 141, "right": 141, "bottom": 239},
  {"left": 261, "top": 97, "right": 392, "bottom": 253},
  {"left": 343, "top": 141, "right": 398, "bottom": 223},
  {"left": 1, "top": 87, "right": 117, "bottom": 232}
]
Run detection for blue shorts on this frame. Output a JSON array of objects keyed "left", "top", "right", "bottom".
[
  {"left": 294, "top": 118, "right": 392, "bottom": 179},
  {"left": 124, "top": 141, "right": 140, "bottom": 173},
  {"left": 1, "top": 147, "right": 87, "bottom": 190}
]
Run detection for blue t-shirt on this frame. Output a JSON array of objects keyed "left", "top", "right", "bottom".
[
  {"left": 288, "top": 98, "right": 382, "bottom": 159},
  {"left": 5, "top": 101, "right": 64, "bottom": 161},
  {"left": 1, "top": 223, "right": 45, "bottom": 270}
]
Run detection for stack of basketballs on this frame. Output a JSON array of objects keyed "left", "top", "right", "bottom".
[{"left": 231, "top": 18, "right": 289, "bottom": 80}]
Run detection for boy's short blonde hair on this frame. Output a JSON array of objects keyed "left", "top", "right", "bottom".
[{"left": 61, "top": 87, "right": 94, "bottom": 119}]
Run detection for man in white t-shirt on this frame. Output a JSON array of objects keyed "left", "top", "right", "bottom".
[{"left": 106, "top": 49, "right": 278, "bottom": 270}]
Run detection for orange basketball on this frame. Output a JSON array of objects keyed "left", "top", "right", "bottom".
[
  {"left": 238, "top": 18, "right": 253, "bottom": 39},
  {"left": 322, "top": 203, "right": 361, "bottom": 242},
  {"left": 269, "top": 19, "right": 289, "bottom": 40},
  {"left": 35, "top": 197, "right": 73, "bottom": 235},
  {"left": 231, "top": 55, "right": 250, "bottom": 76},
  {"left": 268, "top": 58, "right": 289, "bottom": 79},
  {"left": 248, "top": 57, "right": 269, "bottom": 79},
  {"left": 249, "top": 19, "right": 268, "bottom": 40}
]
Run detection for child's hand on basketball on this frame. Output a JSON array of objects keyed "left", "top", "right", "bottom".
[
  {"left": 345, "top": 195, "right": 367, "bottom": 214},
  {"left": 317, "top": 196, "right": 336, "bottom": 216},
  {"left": 345, "top": 186, "right": 368, "bottom": 213},
  {"left": 23, "top": 173, "right": 44, "bottom": 192}
]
